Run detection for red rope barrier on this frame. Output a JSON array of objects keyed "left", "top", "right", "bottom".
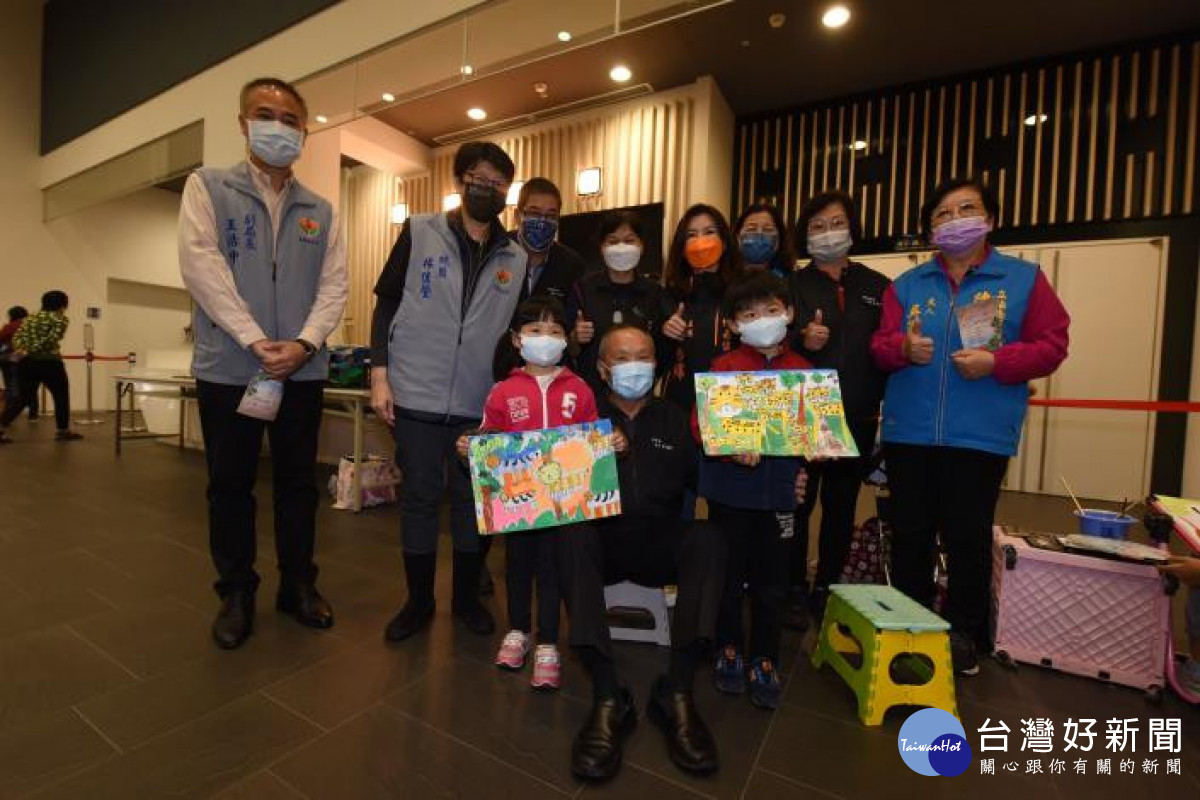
[
  {"left": 1029, "top": 398, "right": 1200, "bottom": 413},
  {"left": 61, "top": 354, "right": 133, "bottom": 361}
]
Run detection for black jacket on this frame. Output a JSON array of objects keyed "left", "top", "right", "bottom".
[
  {"left": 565, "top": 271, "right": 670, "bottom": 394},
  {"left": 788, "top": 261, "right": 890, "bottom": 424},
  {"left": 520, "top": 239, "right": 588, "bottom": 304},
  {"left": 598, "top": 394, "right": 697, "bottom": 519},
  {"left": 660, "top": 273, "right": 735, "bottom": 413}
]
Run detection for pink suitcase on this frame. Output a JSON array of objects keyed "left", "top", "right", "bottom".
[{"left": 991, "top": 527, "right": 1170, "bottom": 700}]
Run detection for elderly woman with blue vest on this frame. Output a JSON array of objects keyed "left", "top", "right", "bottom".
[
  {"left": 870, "top": 177, "right": 1069, "bottom": 677},
  {"left": 179, "top": 78, "right": 348, "bottom": 650},
  {"left": 370, "top": 142, "right": 527, "bottom": 643}
]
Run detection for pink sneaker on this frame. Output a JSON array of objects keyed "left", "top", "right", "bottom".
[
  {"left": 495, "top": 630, "right": 530, "bottom": 670},
  {"left": 531, "top": 644, "right": 562, "bottom": 690}
]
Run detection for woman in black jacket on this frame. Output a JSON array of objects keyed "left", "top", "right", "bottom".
[
  {"left": 659, "top": 204, "right": 743, "bottom": 413},
  {"left": 787, "top": 191, "right": 890, "bottom": 613}
]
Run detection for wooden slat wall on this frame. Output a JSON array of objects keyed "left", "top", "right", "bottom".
[{"left": 733, "top": 35, "right": 1200, "bottom": 247}]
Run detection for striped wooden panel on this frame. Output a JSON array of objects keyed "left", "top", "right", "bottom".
[{"left": 733, "top": 35, "right": 1200, "bottom": 247}]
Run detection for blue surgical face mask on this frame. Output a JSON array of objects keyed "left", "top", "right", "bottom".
[
  {"left": 739, "top": 231, "right": 779, "bottom": 265},
  {"left": 247, "top": 120, "right": 304, "bottom": 168},
  {"left": 519, "top": 334, "right": 567, "bottom": 367},
  {"left": 520, "top": 215, "right": 558, "bottom": 252},
  {"left": 608, "top": 360, "right": 655, "bottom": 399}
]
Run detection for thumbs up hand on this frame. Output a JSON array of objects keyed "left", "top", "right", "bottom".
[
  {"left": 663, "top": 302, "right": 691, "bottom": 341},
  {"left": 803, "top": 308, "right": 831, "bottom": 351},
  {"left": 903, "top": 317, "right": 935, "bottom": 365},
  {"left": 572, "top": 310, "right": 595, "bottom": 345}
]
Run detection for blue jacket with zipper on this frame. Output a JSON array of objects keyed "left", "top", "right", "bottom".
[{"left": 880, "top": 250, "right": 1038, "bottom": 457}]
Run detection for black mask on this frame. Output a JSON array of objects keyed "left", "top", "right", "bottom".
[{"left": 463, "top": 182, "right": 506, "bottom": 222}]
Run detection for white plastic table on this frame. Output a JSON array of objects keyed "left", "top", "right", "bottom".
[{"left": 112, "top": 370, "right": 375, "bottom": 511}]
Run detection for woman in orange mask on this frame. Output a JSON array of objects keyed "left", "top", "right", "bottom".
[{"left": 659, "top": 204, "right": 743, "bottom": 412}]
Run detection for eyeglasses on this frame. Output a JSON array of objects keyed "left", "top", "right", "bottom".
[
  {"left": 807, "top": 217, "right": 849, "bottom": 234},
  {"left": 931, "top": 200, "right": 985, "bottom": 226},
  {"left": 463, "top": 171, "right": 509, "bottom": 192},
  {"left": 521, "top": 211, "right": 560, "bottom": 224}
]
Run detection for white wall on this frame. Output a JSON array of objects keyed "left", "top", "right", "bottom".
[
  {"left": 40, "top": 0, "right": 484, "bottom": 186},
  {"left": 3, "top": 5, "right": 187, "bottom": 412}
]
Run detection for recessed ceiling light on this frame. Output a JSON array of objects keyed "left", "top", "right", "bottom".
[
  {"left": 851, "top": 140, "right": 868, "bottom": 151},
  {"left": 768, "top": 13, "right": 786, "bottom": 28},
  {"left": 381, "top": 92, "right": 396, "bottom": 103},
  {"left": 467, "top": 107, "right": 487, "bottom": 121},
  {"left": 557, "top": 31, "right": 572, "bottom": 42},
  {"left": 461, "top": 65, "right": 474, "bottom": 76},
  {"left": 315, "top": 114, "right": 328, "bottom": 124},
  {"left": 609, "top": 65, "right": 632, "bottom": 83},
  {"left": 1024, "top": 113, "right": 1049, "bottom": 126},
  {"left": 822, "top": 5, "right": 851, "bottom": 28}
]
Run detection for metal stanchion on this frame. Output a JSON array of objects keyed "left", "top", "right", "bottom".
[{"left": 75, "top": 323, "right": 103, "bottom": 425}]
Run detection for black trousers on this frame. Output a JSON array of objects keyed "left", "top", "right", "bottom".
[
  {"left": 792, "top": 418, "right": 878, "bottom": 592},
  {"left": 556, "top": 515, "right": 725, "bottom": 661},
  {"left": 711, "top": 502, "right": 794, "bottom": 663},
  {"left": 0, "top": 358, "right": 66, "bottom": 429},
  {"left": 505, "top": 528, "right": 562, "bottom": 643},
  {"left": 886, "top": 443, "right": 1008, "bottom": 647},
  {"left": 196, "top": 379, "right": 324, "bottom": 598},
  {"left": 393, "top": 413, "right": 482, "bottom": 556}
]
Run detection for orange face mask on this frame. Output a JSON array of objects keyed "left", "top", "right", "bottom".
[{"left": 684, "top": 234, "right": 724, "bottom": 271}]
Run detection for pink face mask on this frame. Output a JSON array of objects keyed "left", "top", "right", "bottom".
[{"left": 931, "top": 216, "right": 990, "bottom": 257}]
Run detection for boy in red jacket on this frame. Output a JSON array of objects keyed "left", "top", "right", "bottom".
[
  {"left": 695, "top": 273, "right": 811, "bottom": 710},
  {"left": 457, "top": 297, "right": 604, "bottom": 691}
]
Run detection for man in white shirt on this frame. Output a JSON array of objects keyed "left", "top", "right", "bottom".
[{"left": 179, "top": 77, "right": 347, "bottom": 650}]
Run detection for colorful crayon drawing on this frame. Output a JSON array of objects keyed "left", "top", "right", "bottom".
[
  {"left": 469, "top": 420, "right": 622, "bottom": 535},
  {"left": 694, "top": 369, "right": 859, "bottom": 458}
]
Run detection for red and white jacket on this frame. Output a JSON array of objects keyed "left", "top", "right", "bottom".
[{"left": 482, "top": 367, "right": 599, "bottom": 433}]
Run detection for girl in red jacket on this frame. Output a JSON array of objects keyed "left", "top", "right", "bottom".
[{"left": 458, "top": 297, "right": 599, "bottom": 690}]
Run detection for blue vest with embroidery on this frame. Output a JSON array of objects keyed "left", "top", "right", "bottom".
[{"left": 881, "top": 249, "right": 1038, "bottom": 456}]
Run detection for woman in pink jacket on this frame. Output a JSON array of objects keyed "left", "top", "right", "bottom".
[{"left": 457, "top": 296, "right": 601, "bottom": 690}]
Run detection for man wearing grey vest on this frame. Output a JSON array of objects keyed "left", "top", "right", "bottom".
[
  {"left": 179, "top": 78, "right": 348, "bottom": 650},
  {"left": 370, "top": 142, "right": 526, "bottom": 642}
]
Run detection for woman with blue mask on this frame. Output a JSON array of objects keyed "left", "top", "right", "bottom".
[
  {"left": 566, "top": 209, "right": 668, "bottom": 396},
  {"left": 733, "top": 204, "right": 795, "bottom": 279},
  {"left": 786, "top": 191, "right": 891, "bottom": 632}
]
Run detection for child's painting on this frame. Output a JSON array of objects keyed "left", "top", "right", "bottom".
[
  {"left": 694, "top": 369, "right": 859, "bottom": 458},
  {"left": 469, "top": 420, "right": 622, "bottom": 535}
]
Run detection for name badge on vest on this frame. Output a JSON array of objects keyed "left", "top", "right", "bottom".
[{"left": 237, "top": 372, "right": 283, "bottom": 421}]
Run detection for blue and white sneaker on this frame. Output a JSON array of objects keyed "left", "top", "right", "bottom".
[
  {"left": 713, "top": 646, "right": 747, "bottom": 695},
  {"left": 748, "top": 657, "right": 782, "bottom": 710}
]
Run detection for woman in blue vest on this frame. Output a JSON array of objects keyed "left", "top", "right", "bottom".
[{"left": 870, "top": 177, "right": 1070, "bottom": 677}]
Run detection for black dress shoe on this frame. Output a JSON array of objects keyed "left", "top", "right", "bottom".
[
  {"left": 647, "top": 676, "right": 719, "bottom": 775},
  {"left": 212, "top": 592, "right": 254, "bottom": 650},
  {"left": 452, "top": 602, "right": 495, "bottom": 635},
  {"left": 276, "top": 583, "right": 335, "bottom": 629},
  {"left": 384, "top": 601, "right": 435, "bottom": 642},
  {"left": 572, "top": 688, "right": 636, "bottom": 782}
]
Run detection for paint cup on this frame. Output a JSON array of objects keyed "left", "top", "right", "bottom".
[{"left": 1074, "top": 509, "right": 1137, "bottom": 540}]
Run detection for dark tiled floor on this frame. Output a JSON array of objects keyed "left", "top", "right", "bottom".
[{"left": 0, "top": 416, "right": 1197, "bottom": 799}]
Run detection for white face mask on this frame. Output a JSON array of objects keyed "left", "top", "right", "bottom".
[
  {"left": 602, "top": 243, "right": 642, "bottom": 272},
  {"left": 738, "top": 314, "right": 789, "bottom": 348},
  {"left": 519, "top": 334, "right": 567, "bottom": 367}
]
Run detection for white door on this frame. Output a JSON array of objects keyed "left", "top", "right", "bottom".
[{"left": 1035, "top": 239, "right": 1166, "bottom": 503}]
